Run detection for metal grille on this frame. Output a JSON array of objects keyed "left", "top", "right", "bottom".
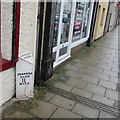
[{"left": 48, "top": 86, "right": 119, "bottom": 118}]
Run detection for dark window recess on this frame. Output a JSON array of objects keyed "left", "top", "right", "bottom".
[
  {"left": 100, "top": 8, "right": 106, "bottom": 26},
  {"left": 53, "top": 52, "right": 57, "bottom": 61}
]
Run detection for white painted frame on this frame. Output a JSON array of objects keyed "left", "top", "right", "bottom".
[
  {"left": 53, "top": 0, "right": 94, "bottom": 67},
  {"left": 53, "top": 1, "right": 74, "bottom": 67}
]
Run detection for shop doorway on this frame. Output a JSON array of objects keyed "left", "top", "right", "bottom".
[{"left": 53, "top": 1, "right": 73, "bottom": 67}]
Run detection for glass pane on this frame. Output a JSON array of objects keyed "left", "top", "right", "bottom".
[
  {"left": 1, "top": 2, "right": 13, "bottom": 60},
  {"left": 53, "top": 52, "right": 57, "bottom": 61},
  {"left": 72, "top": 2, "right": 85, "bottom": 42},
  {"left": 60, "top": 1, "right": 72, "bottom": 44},
  {"left": 82, "top": 2, "right": 91, "bottom": 38},
  {"left": 53, "top": 2, "right": 61, "bottom": 47},
  {"left": 59, "top": 46, "right": 68, "bottom": 57}
]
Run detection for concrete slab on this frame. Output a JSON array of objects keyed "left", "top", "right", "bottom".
[
  {"left": 72, "top": 103, "right": 99, "bottom": 118},
  {"left": 30, "top": 101, "right": 57, "bottom": 118},
  {"left": 3, "top": 111, "right": 34, "bottom": 118},
  {"left": 54, "top": 82, "right": 73, "bottom": 92},
  {"left": 92, "top": 94, "right": 114, "bottom": 107},
  {"left": 71, "top": 88, "right": 93, "bottom": 99},
  {"left": 44, "top": 92, "right": 56, "bottom": 102},
  {"left": 98, "top": 79, "right": 117, "bottom": 90},
  {"left": 105, "top": 89, "right": 119, "bottom": 101},
  {"left": 109, "top": 76, "right": 118, "bottom": 83},
  {"left": 66, "top": 71, "right": 83, "bottom": 80},
  {"left": 81, "top": 74, "right": 99, "bottom": 84},
  {"left": 85, "top": 83, "right": 106, "bottom": 96},
  {"left": 50, "top": 107, "right": 82, "bottom": 118},
  {"left": 50, "top": 95, "right": 75, "bottom": 110},
  {"left": 99, "top": 111, "right": 117, "bottom": 118},
  {"left": 66, "top": 77, "right": 87, "bottom": 89}
]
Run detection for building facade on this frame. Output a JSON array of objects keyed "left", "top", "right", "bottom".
[
  {"left": 0, "top": 2, "right": 38, "bottom": 106},
  {"left": 104, "top": 0, "right": 118, "bottom": 33},
  {"left": 93, "top": 0, "right": 109, "bottom": 40},
  {"left": 1, "top": 0, "right": 118, "bottom": 106}
]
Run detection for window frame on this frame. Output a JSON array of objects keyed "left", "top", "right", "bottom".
[{"left": 0, "top": 2, "right": 20, "bottom": 72}]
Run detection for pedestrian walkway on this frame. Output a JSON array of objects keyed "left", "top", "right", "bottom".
[{"left": 2, "top": 26, "right": 119, "bottom": 119}]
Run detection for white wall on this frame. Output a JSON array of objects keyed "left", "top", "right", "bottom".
[
  {"left": 0, "top": 2, "right": 38, "bottom": 106},
  {"left": 0, "top": 68, "right": 15, "bottom": 106},
  {"left": 1, "top": 2, "right": 13, "bottom": 60}
]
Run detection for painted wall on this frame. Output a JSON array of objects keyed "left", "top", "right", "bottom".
[
  {"left": 1, "top": 2, "right": 13, "bottom": 60},
  {"left": 109, "top": 1, "right": 118, "bottom": 31},
  {"left": 0, "top": 2, "right": 38, "bottom": 106},
  {"left": 93, "top": 0, "right": 109, "bottom": 40}
]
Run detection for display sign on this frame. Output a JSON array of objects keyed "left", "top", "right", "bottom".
[{"left": 16, "top": 52, "right": 34, "bottom": 99}]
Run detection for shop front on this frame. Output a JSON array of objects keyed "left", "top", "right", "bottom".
[{"left": 53, "top": 0, "right": 94, "bottom": 67}]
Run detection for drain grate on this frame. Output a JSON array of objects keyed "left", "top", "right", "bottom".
[{"left": 48, "top": 86, "right": 119, "bottom": 118}]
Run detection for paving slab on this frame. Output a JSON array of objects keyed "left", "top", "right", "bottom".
[
  {"left": 54, "top": 82, "right": 73, "bottom": 92},
  {"left": 98, "top": 79, "right": 117, "bottom": 90},
  {"left": 92, "top": 94, "right": 114, "bottom": 107},
  {"left": 64, "top": 64, "right": 80, "bottom": 72},
  {"left": 99, "top": 111, "right": 117, "bottom": 118},
  {"left": 30, "top": 100, "right": 57, "bottom": 118},
  {"left": 66, "top": 70, "right": 83, "bottom": 80},
  {"left": 105, "top": 89, "right": 119, "bottom": 101},
  {"left": 72, "top": 103, "right": 99, "bottom": 118},
  {"left": 50, "top": 95, "right": 75, "bottom": 110},
  {"left": 103, "top": 69, "right": 118, "bottom": 78},
  {"left": 81, "top": 74, "right": 99, "bottom": 84},
  {"left": 44, "top": 92, "right": 56, "bottom": 102},
  {"left": 71, "top": 88, "right": 93, "bottom": 99},
  {"left": 85, "top": 83, "right": 106, "bottom": 96},
  {"left": 3, "top": 111, "right": 34, "bottom": 118},
  {"left": 85, "top": 70, "right": 110, "bottom": 80},
  {"left": 50, "top": 107, "right": 82, "bottom": 118},
  {"left": 109, "top": 76, "right": 118, "bottom": 83},
  {"left": 66, "top": 77, "right": 87, "bottom": 89}
]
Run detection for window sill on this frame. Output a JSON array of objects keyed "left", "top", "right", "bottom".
[{"left": 0, "top": 58, "right": 16, "bottom": 72}]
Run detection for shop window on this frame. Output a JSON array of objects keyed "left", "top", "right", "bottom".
[
  {"left": 53, "top": 1, "right": 61, "bottom": 47},
  {"left": 72, "top": 1, "right": 91, "bottom": 42},
  {"left": 100, "top": 8, "right": 106, "bottom": 26},
  {"left": 82, "top": 2, "right": 91, "bottom": 38},
  {"left": 0, "top": 2, "right": 20, "bottom": 72}
]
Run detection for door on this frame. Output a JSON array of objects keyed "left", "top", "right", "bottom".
[{"left": 53, "top": 1, "right": 73, "bottom": 67}]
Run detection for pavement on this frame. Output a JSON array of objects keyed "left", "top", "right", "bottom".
[{"left": 2, "top": 26, "right": 119, "bottom": 119}]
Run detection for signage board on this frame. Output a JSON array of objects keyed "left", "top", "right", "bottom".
[{"left": 16, "top": 52, "right": 34, "bottom": 99}]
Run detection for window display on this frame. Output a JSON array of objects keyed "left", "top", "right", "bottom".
[
  {"left": 72, "top": 1, "right": 91, "bottom": 42},
  {"left": 82, "top": 2, "right": 91, "bottom": 38},
  {"left": 53, "top": 1, "right": 61, "bottom": 47},
  {"left": 60, "top": 2, "right": 72, "bottom": 44},
  {"left": 72, "top": 2, "right": 85, "bottom": 42}
]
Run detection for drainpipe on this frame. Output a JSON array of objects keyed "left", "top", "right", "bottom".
[
  {"left": 41, "top": 2, "right": 56, "bottom": 81},
  {"left": 87, "top": 1, "right": 99, "bottom": 47},
  {"left": 35, "top": 2, "right": 45, "bottom": 86}
]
